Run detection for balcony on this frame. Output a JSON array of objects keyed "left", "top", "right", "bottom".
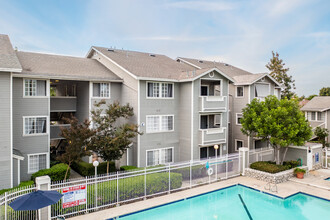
[
  {"left": 199, "top": 127, "right": 226, "bottom": 146},
  {"left": 50, "top": 97, "right": 77, "bottom": 112},
  {"left": 199, "top": 96, "right": 226, "bottom": 112},
  {"left": 50, "top": 124, "right": 70, "bottom": 140}
]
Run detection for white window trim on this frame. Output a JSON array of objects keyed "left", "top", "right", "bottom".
[
  {"left": 146, "top": 147, "right": 174, "bottom": 167},
  {"left": 236, "top": 86, "right": 244, "bottom": 98},
  {"left": 146, "top": 115, "right": 175, "bottom": 133},
  {"left": 92, "top": 82, "right": 111, "bottom": 99},
  {"left": 146, "top": 81, "right": 174, "bottom": 99},
  {"left": 23, "top": 78, "right": 49, "bottom": 98},
  {"left": 310, "top": 111, "right": 324, "bottom": 122},
  {"left": 27, "top": 152, "right": 49, "bottom": 174},
  {"left": 23, "top": 116, "right": 49, "bottom": 136},
  {"left": 236, "top": 113, "right": 243, "bottom": 125},
  {"left": 235, "top": 139, "right": 244, "bottom": 151}
]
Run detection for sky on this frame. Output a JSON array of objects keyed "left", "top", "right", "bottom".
[{"left": 0, "top": 0, "right": 329, "bottom": 96}]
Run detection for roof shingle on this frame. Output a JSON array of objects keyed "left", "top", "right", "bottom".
[
  {"left": 0, "top": 34, "right": 22, "bottom": 72},
  {"left": 300, "top": 96, "right": 330, "bottom": 112}
]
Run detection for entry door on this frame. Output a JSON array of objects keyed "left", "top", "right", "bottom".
[
  {"left": 200, "top": 115, "right": 208, "bottom": 129},
  {"left": 201, "top": 86, "right": 208, "bottom": 96}
]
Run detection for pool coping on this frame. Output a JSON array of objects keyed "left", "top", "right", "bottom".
[{"left": 107, "top": 183, "right": 330, "bottom": 220}]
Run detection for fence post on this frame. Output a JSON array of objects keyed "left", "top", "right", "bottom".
[
  {"left": 168, "top": 164, "right": 171, "bottom": 194},
  {"left": 4, "top": 192, "right": 7, "bottom": 220},
  {"left": 36, "top": 176, "right": 51, "bottom": 220},
  {"left": 116, "top": 171, "right": 119, "bottom": 206},
  {"left": 85, "top": 176, "right": 88, "bottom": 213},
  {"left": 144, "top": 168, "right": 147, "bottom": 200},
  {"left": 225, "top": 154, "right": 228, "bottom": 179},
  {"left": 189, "top": 160, "right": 192, "bottom": 188},
  {"left": 239, "top": 147, "right": 249, "bottom": 175}
]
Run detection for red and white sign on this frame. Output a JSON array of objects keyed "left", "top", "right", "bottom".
[{"left": 62, "top": 185, "right": 86, "bottom": 208}]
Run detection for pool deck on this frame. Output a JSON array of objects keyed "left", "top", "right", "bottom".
[{"left": 69, "top": 169, "right": 330, "bottom": 220}]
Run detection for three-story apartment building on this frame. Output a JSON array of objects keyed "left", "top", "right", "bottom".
[{"left": 0, "top": 34, "right": 281, "bottom": 189}]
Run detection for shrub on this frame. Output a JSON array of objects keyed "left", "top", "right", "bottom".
[
  {"left": 0, "top": 181, "right": 34, "bottom": 195},
  {"left": 31, "top": 163, "right": 70, "bottom": 182},
  {"left": 294, "top": 168, "right": 306, "bottom": 174},
  {"left": 250, "top": 161, "right": 289, "bottom": 173},
  {"left": 120, "top": 166, "right": 138, "bottom": 171},
  {"left": 283, "top": 160, "right": 300, "bottom": 169},
  {"left": 71, "top": 161, "right": 116, "bottom": 176},
  {"left": 172, "top": 165, "right": 207, "bottom": 180}
]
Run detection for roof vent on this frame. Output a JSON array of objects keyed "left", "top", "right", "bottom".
[
  {"left": 224, "top": 63, "right": 229, "bottom": 66},
  {"left": 198, "top": 60, "right": 203, "bottom": 63},
  {"left": 149, "top": 54, "right": 156, "bottom": 57},
  {"left": 107, "top": 48, "right": 115, "bottom": 52}
]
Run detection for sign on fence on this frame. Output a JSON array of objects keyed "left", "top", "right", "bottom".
[{"left": 62, "top": 185, "right": 86, "bottom": 208}]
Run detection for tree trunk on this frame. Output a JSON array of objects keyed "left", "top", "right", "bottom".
[
  {"left": 276, "top": 146, "right": 281, "bottom": 165},
  {"left": 280, "top": 147, "right": 289, "bottom": 165},
  {"left": 64, "top": 162, "right": 71, "bottom": 181},
  {"left": 107, "top": 161, "right": 109, "bottom": 175}
]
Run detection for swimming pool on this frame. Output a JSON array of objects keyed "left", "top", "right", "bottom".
[
  {"left": 325, "top": 177, "right": 330, "bottom": 181},
  {"left": 109, "top": 185, "right": 330, "bottom": 220}
]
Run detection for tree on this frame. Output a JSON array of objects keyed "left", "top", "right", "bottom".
[
  {"left": 306, "top": 94, "right": 317, "bottom": 100},
  {"left": 266, "top": 51, "right": 296, "bottom": 100},
  {"left": 314, "top": 127, "right": 329, "bottom": 147},
  {"left": 90, "top": 101, "right": 141, "bottom": 174},
  {"left": 241, "top": 96, "right": 312, "bottom": 165},
  {"left": 58, "top": 117, "right": 95, "bottom": 180},
  {"left": 319, "top": 87, "right": 330, "bottom": 96}
]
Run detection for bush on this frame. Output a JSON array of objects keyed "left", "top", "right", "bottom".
[
  {"left": 120, "top": 166, "right": 138, "bottom": 171},
  {"left": 250, "top": 161, "right": 289, "bottom": 173},
  {"left": 294, "top": 168, "right": 306, "bottom": 174},
  {"left": 0, "top": 181, "right": 34, "bottom": 195},
  {"left": 71, "top": 161, "right": 116, "bottom": 176},
  {"left": 283, "top": 160, "right": 300, "bottom": 169},
  {"left": 172, "top": 165, "right": 207, "bottom": 180},
  {"left": 31, "top": 163, "right": 70, "bottom": 182}
]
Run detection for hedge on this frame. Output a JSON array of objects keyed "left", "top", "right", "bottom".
[
  {"left": 283, "top": 160, "right": 300, "bottom": 169},
  {"left": 120, "top": 166, "right": 138, "bottom": 171},
  {"left": 31, "top": 163, "right": 70, "bottom": 182},
  {"left": 71, "top": 161, "right": 116, "bottom": 176},
  {"left": 0, "top": 181, "right": 34, "bottom": 195},
  {"left": 172, "top": 165, "right": 207, "bottom": 180},
  {"left": 250, "top": 161, "right": 289, "bottom": 173}
]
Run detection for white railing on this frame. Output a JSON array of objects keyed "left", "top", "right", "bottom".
[
  {"left": 199, "top": 96, "right": 226, "bottom": 112},
  {"left": 200, "top": 128, "right": 226, "bottom": 146},
  {"left": 248, "top": 147, "right": 275, "bottom": 165}
]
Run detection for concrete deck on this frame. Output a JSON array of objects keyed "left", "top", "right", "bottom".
[{"left": 69, "top": 170, "right": 330, "bottom": 220}]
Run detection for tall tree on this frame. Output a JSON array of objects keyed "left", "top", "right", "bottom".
[
  {"left": 90, "top": 101, "right": 141, "bottom": 174},
  {"left": 319, "top": 87, "right": 330, "bottom": 96},
  {"left": 58, "top": 117, "right": 95, "bottom": 180},
  {"left": 266, "top": 51, "right": 296, "bottom": 100},
  {"left": 241, "top": 96, "right": 312, "bottom": 165}
]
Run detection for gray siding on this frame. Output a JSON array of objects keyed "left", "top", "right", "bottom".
[
  {"left": 0, "top": 72, "right": 12, "bottom": 189},
  {"left": 13, "top": 77, "right": 49, "bottom": 181},
  {"left": 139, "top": 80, "right": 180, "bottom": 167}
]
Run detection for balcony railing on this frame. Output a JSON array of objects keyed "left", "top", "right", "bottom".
[
  {"left": 50, "top": 96, "right": 77, "bottom": 112},
  {"left": 50, "top": 124, "right": 70, "bottom": 140},
  {"left": 199, "top": 96, "right": 226, "bottom": 112},
  {"left": 199, "top": 127, "right": 226, "bottom": 146}
]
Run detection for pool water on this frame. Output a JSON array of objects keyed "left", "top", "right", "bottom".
[
  {"left": 325, "top": 177, "right": 330, "bottom": 181},
  {"left": 109, "top": 185, "right": 330, "bottom": 220}
]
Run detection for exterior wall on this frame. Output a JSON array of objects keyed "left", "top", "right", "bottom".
[
  {"left": 179, "top": 82, "right": 192, "bottom": 162},
  {"left": 0, "top": 72, "right": 12, "bottom": 189},
  {"left": 138, "top": 80, "right": 180, "bottom": 167},
  {"left": 13, "top": 77, "right": 50, "bottom": 181},
  {"left": 284, "top": 147, "right": 307, "bottom": 166},
  {"left": 93, "top": 52, "right": 138, "bottom": 166},
  {"left": 75, "top": 81, "right": 90, "bottom": 122}
]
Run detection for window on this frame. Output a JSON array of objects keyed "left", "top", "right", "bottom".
[
  {"left": 200, "top": 86, "right": 208, "bottom": 96},
  {"left": 236, "top": 114, "right": 242, "bottom": 125},
  {"left": 236, "top": 86, "right": 244, "bottom": 97},
  {"left": 147, "top": 82, "right": 173, "bottom": 98},
  {"left": 235, "top": 140, "right": 243, "bottom": 151},
  {"left": 24, "top": 117, "right": 47, "bottom": 135},
  {"left": 24, "top": 79, "right": 46, "bottom": 96},
  {"left": 28, "top": 153, "right": 47, "bottom": 173},
  {"left": 311, "top": 112, "right": 316, "bottom": 121},
  {"left": 93, "top": 83, "right": 110, "bottom": 98},
  {"left": 255, "top": 84, "right": 269, "bottom": 98},
  {"left": 200, "top": 146, "right": 220, "bottom": 159},
  {"left": 147, "top": 147, "right": 173, "bottom": 166},
  {"left": 146, "top": 115, "right": 174, "bottom": 133}
]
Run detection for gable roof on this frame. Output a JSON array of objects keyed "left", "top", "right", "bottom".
[
  {"left": 0, "top": 34, "right": 22, "bottom": 72},
  {"left": 177, "top": 57, "right": 253, "bottom": 78},
  {"left": 300, "top": 96, "right": 330, "bottom": 112},
  {"left": 15, "top": 51, "right": 122, "bottom": 81},
  {"left": 88, "top": 47, "right": 234, "bottom": 82}
]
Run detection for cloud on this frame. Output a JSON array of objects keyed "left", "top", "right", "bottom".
[
  {"left": 125, "top": 36, "right": 215, "bottom": 42},
  {"left": 164, "top": 1, "right": 236, "bottom": 11}
]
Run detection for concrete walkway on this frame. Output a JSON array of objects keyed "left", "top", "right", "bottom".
[{"left": 69, "top": 174, "right": 330, "bottom": 220}]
